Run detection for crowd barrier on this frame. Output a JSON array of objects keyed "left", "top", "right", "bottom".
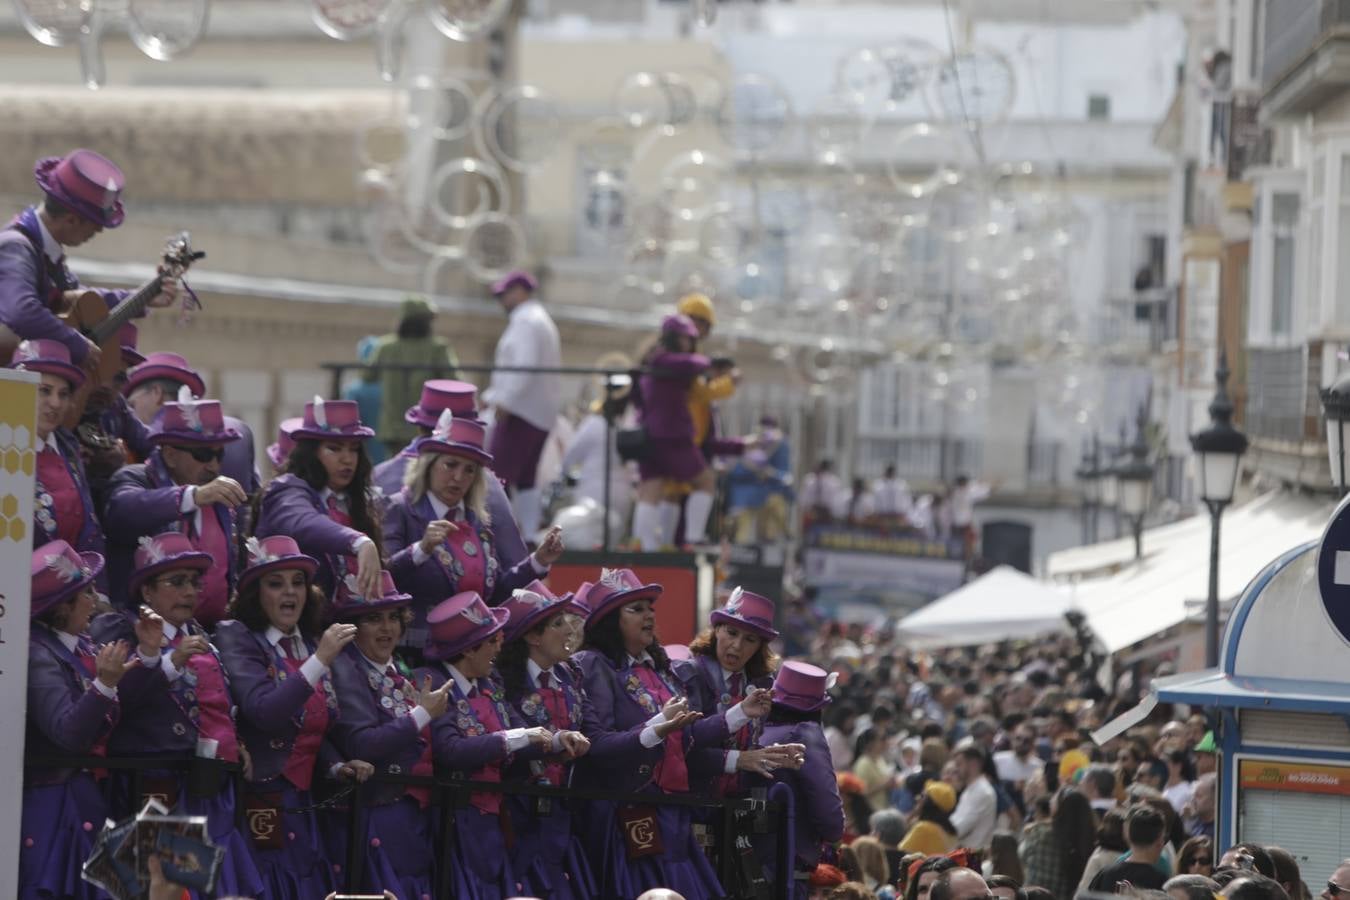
[{"left": 30, "top": 752, "right": 799, "bottom": 900}]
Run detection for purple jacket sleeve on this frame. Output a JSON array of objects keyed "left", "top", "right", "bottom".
[
  {"left": 214, "top": 620, "right": 317, "bottom": 737},
  {"left": 89, "top": 611, "right": 169, "bottom": 706},
  {"left": 575, "top": 652, "right": 657, "bottom": 762},
  {"left": 258, "top": 478, "right": 365, "bottom": 556},
  {"left": 329, "top": 649, "right": 419, "bottom": 763},
  {"left": 0, "top": 236, "right": 88, "bottom": 361},
  {"left": 651, "top": 351, "right": 711, "bottom": 378},
  {"left": 26, "top": 641, "right": 117, "bottom": 754},
  {"left": 103, "top": 464, "right": 185, "bottom": 536},
  {"left": 790, "top": 723, "right": 844, "bottom": 843}
]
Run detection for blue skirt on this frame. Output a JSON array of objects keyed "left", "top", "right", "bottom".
[
  {"left": 20, "top": 775, "right": 107, "bottom": 900},
  {"left": 507, "top": 796, "right": 597, "bottom": 900},
  {"left": 246, "top": 782, "right": 333, "bottom": 900},
  {"left": 323, "top": 796, "right": 434, "bottom": 900}
]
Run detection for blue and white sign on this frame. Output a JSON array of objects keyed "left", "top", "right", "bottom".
[{"left": 1315, "top": 492, "right": 1350, "bottom": 646}]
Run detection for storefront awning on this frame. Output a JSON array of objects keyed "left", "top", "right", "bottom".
[{"left": 896, "top": 566, "right": 1072, "bottom": 649}]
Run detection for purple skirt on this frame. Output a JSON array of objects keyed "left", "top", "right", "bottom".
[
  {"left": 20, "top": 775, "right": 107, "bottom": 900},
  {"left": 490, "top": 412, "right": 549, "bottom": 488},
  {"left": 323, "top": 796, "right": 434, "bottom": 900},
  {"left": 578, "top": 799, "right": 724, "bottom": 900},
  {"left": 446, "top": 806, "right": 518, "bottom": 899},
  {"left": 247, "top": 783, "right": 333, "bottom": 900},
  {"left": 507, "top": 796, "right": 597, "bottom": 900},
  {"left": 638, "top": 437, "right": 707, "bottom": 482}
]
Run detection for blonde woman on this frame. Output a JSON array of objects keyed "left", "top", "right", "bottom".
[{"left": 383, "top": 412, "right": 564, "bottom": 650}]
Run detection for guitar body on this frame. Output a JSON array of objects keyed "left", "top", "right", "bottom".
[{"left": 59, "top": 289, "right": 121, "bottom": 428}]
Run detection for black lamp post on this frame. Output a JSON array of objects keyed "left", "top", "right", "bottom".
[
  {"left": 1321, "top": 368, "right": 1350, "bottom": 496},
  {"left": 1190, "top": 351, "right": 1248, "bottom": 668},
  {"left": 1075, "top": 435, "right": 1102, "bottom": 544},
  {"left": 1116, "top": 406, "right": 1155, "bottom": 561}
]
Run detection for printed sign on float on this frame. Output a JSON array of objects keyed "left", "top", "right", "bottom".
[{"left": 1239, "top": 760, "right": 1350, "bottom": 797}]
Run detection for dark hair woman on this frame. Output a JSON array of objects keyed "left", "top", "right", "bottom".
[{"left": 1024, "top": 785, "right": 1095, "bottom": 900}]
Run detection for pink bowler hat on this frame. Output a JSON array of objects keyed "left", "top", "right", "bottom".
[
  {"left": 502, "top": 580, "right": 583, "bottom": 643},
  {"left": 123, "top": 351, "right": 205, "bottom": 398},
  {"left": 491, "top": 269, "right": 537, "bottom": 297},
  {"left": 31, "top": 540, "right": 104, "bottom": 617},
  {"left": 266, "top": 417, "right": 302, "bottom": 469},
  {"left": 11, "top": 339, "right": 86, "bottom": 389},
  {"left": 119, "top": 323, "right": 145, "bottom": 367},
  {"left": 569, "top": 581, "right": 594, "bottom": 617},
  {"left": 582, "top": 568, "right": 662, "bottom": 625},
  {"left": 34, "top": 149, "right": 125, "bottom": 229},
  {"left": 664, "top": 643, "right": 692, "bottom": 663},
  {"left": 662, "top": 313, "right": 699, "bottom": 339},
  {"left": 291, "top": 396, "right": 374, "bottom": 442},
  {"left": 405, "top": 379, "right": 479, "bottom": 429},
  {"left": 710, "top": 587, "right": 779, "bottom": 641},
  {"left": 128, "top": 532, "right": 213, "bottom": 600},
  {"left": 150, "top": 399, "right": 241, "bottom": 446},
  {"left": 423, "top": 591, "right": 510, "bottom": 661},
  {"left": 331, "top": 568, "right": 412, "bottom": 619},
  {"left": 239, "top": 536, "right": 318, "bottom": 592},
  {"left": 771, "top": 661, "right": 837, "bottom": 713},
  {"left": 415, "top": 409, "right": 491, "bottom": 466}
]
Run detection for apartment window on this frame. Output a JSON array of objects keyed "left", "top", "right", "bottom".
[
  {"left": 1271, "top": 192, "right": 1299, "bottom": 337},
  {"left": 1087, "top": 94, "right": 1111, "bottom": 121},
  {"left": 574, "top": 145, "right": 628, "bottom": 258},
  {"left": 1338, "top": 155, "right": 1350, "bottom": 327}
]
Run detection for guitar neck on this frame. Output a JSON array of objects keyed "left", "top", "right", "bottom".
[{"left": 89, "top": 275, "right": 163, "bottom": 344}]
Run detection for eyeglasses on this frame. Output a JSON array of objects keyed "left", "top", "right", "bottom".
[
  {"left": 1325, "top": 882, "right": 1350, "bottom": 898},
  {"left": 158, "top": 573, "right": 204, "bottom": 590},
  {"left": 172, "top": 445, "right": 225, "bottom": 463}
]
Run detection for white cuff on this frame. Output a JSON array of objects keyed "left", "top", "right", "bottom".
[
  {"left": 529, "top": 554, "right": 549, "bottom": 576},
  {"left": 411, "top": 543, "right": 430, "bottom": 566},
  {"left": 503, "top": 728, "right": 530, "bottom": 752},
  {"left": 551, "top": 731, "right": 567, "bottom": 753},
  {"left": 179, "top": 486, "right": 198, "bottom": 513},
  {"left": 137, "top": 649, "right": 162, "bottom": 669},
  {"left": 726, "top": 703, "right": 751, "bottom": 733},
  {"left": 299, "top": 655, "right": 328, "bottom": 686},
  {"left": 645, "top": 711, "right": 666, "bottom": 728},
  {"left": 161, "top": 653, "right": 184, "bottom": 683},
  {"left": 92, "top": 678, "right": 117, "bottom": 699},
  {"left": 352, "top": 534, "right": 373, "bottom": 554},
  {"left": 328, "top": 762, "right": 346, "bottom": 779},
  {"left": 410, "top": 706, "right": 432, "bottom": 731},
  {"left": 724, "top": 750, "right": 740, "bottom": 774},
  {"left": 640, "top": 725, "right": 664, "bottom": 749}
]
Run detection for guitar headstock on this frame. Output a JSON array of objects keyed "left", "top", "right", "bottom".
[{"left": 161, "top": 231, "right": 206, "bottom": 279}]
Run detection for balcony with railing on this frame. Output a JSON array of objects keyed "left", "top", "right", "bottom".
[
  {"left": 1261, "top": 0, "right": 1350, "bottom": 117},
  {"left": 1244, "top": 342, "right": 1334, "bottom": 487}
]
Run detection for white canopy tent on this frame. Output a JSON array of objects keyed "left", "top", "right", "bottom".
[{"left": 896, "top": 566, "right": 1073, "bottom": 648}]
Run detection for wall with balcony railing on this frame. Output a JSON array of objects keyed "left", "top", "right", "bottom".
[
  {"left": 1263, "top": 0, "right": 1332, "bottom": 87},
  {"left": 1245, "top": 343, "right": 1322, "bottom": 442}
]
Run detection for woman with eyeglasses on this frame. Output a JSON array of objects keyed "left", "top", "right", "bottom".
[
  {"left": 10, "top": 340, "right": 107, "bottom": 581},
  {"left": 1176, "top": 836, "right": 1214, "bottom": 877},
  {"left": 102, "top": 398, "right": 246, "bottom": 623},
  {"left": 90, "top": 531, "right": 265, "bottom": 898},
  {"left": 256, "top": 398, "right": 385, "bottom": 603}
]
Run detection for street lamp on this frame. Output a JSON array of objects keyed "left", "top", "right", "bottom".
[
  {"left": 1191, "top": 351, "right": 1248, "bottom": 668},
  {"left": 1321, "top": 368, "right": 1350, "bottom": 495},
  {"left": 1116, "top": 406, "right": 1155, "bottom": 561},
  {"left": 1075, "top": 436, "right": 1102, "bottom": 544}
]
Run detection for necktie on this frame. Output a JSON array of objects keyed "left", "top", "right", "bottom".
[
  {"left": 291, "top": 636, "right": 304, "bottom": 660},
  {"left": 729, "top": 672, "right": 744, "bottom": 701},
  {"left": 467, "top": 680, "right": 479, "bottom": 699},
  {"left": 538, "top": 670, "right": 551, "bottom": 690},
  {"left": 327, "top": 494, "right": 341, "bottom": 516}
]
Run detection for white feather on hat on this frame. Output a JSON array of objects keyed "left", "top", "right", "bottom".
[{"left": 313, "top": 395, "right": 327, "bottom": 429}]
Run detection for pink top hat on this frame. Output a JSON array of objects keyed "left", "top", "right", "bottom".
[
  {"left": 423, "top": 591, "right": 511, "bottom": 661},
  {"left": 31, "top": 540, "right": 104, "bottom": 618},
  {"left": 771, "top": 661, "right": 836, "bottom": 713},
  {"left": 291, "top": 396, "right": 375, "bottom": 442},
  {"left": 239, "top": 536, "right": 319, "bottom": 592},
  {"left": 266, "top": 417, "right": 302, "bottom": 469},
  {"left": 128, "top": 532, "right": 213, "bottom": 600},
  {"left": 664, "top": 643, "right": 692, "bottom": 663},
  {"left": 415, "top": 409, "right": 492, "bottom": 466},
  {"left": 34, "top": 149, "right": 125, "bottom": 229},
  {"left": 582, "top": 567, "right": 663, "bottom": 625},
  {"left": 570, "top": 581, "right": 594, "bottom": 617},
  {"left": 331, "top": 569, "right": 412, "bottom": 618},
  {"left": 709, "top": 587, "right": 780, "bottom": 641},
  {"left": 491, "top": 270, "right": 537, "bottom": 297},
  {"left": 150, "top": 399, "right": 241, "bottom": 446},
  {"left": 405, "top": 379, "right": 479, "bottom": 429},
  {"left": 119, "top": 323, "right": 145, "bottom": 367},
  {"left": 501, "top": 580, "right": 583, "bottom": 643},
  {"left": 123, "top": 351, "right": 205, "bottom": 398},
  {"left": 661, "top": 313, "right": 699, "bottom": 339},
  {"left": 11, "top": 339, "right": 86, "bottom": 389}
]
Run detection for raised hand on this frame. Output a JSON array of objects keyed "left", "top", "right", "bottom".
[
  {"left": 134, "top": 605, "right": 166, "bottom": 658},
  {"left": 660, "top": 695, "right": 689, "bottom": 722},
  {"left": 315, "top": 623, "right": 358, "bottom": 667},
  {"left": 739, "top": 686, "right": 774, "bottom": 719},
  {"left": 419, "top": 519, "right": 453, "bottom": 555},
  {"left": 557, "top": 731, "right": 591, "bottom": 759},
  {"left": 655, "top": 708, "right": 703, "bottom": 738},
  {"left": 355, "top": 541, "right": 382, "bottom": 599},
  {"left": 169, "top": 634, "right": 210, "bottom": 670},
  {"left": 534, "top": 526, "right": 565, "bottom": 567},
  {"left": 417, "top": 675, "right": 451, "bottom": 719},
  {"left": 94, "top": 640, "right": 138, "bottom": 688},
  {"left": 195, "top": 477, "right": 247, "bottom": 508}
]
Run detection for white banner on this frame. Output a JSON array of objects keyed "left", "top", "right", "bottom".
[{"left": 0, "top": 368, "right": 38, "bottom": 899}]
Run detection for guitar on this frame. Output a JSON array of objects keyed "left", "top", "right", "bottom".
[{"left": 59, "top": 232, "right": 205, "bottom": 428}]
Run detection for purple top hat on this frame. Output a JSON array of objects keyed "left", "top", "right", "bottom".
[
  {"left": 119, "top": 323, "right": 145, "bottom": 367},
  {"left": 292, "top": 396, "right": 375, "bottom": 442},
  {"left": 405, "top": 379, "right": 479, "bottom": 429},
  {"left": 11, "top": 339, "right": 86, "bottom": 389},
  {"left": 128, "top": 532, "right": 213, "bottom": 600},
  {"left": 569, "top": 581, "right": 594, "bottom": 617},
  {"left": 501, "top": 580, "right": 583, "bottom": 643},
  {"left": 123, "top": 351, "right": 205, "bottom": 398},
  {"left": 491, "top": 269, "right": 537, "bottom": 297},
  {"left": 31, "top": 540, "right": 104, "bottom": 618},
  {"left": 150, "top": 399, "right": 241, "bottom": 446},
  {"left": 331, "top": 569, "right": 412, "bottom": 619},
  {"left": 424, "top": 591, "right": 510, "bottom": 661},
  {"left": 661, "top": 313, "right": 699, "bottom": 339},
  {"left": 582, "top": 568, "right": 663, "bottom": 625},
  {"left": 771, "top": 661, "right": 836, "bottom": 713},
  {"left": 239, "top": 536, "right": 319, "bottom": 592},
  {"left": 710, "top": 587, "right": 780, "bottom": 641},
  {"left": 34, "top": 149, "right": 125, "bottom": 229},
  {"left": 266, "top": 417, "right": 302, "bottom": 469},
  {"left": 415, "top": 409, "right": 492, "bottom": 465}
]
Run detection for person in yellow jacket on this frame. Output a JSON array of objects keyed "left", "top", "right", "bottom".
[{"left": 900, "top": 781, "right": 960, "bottom": 855}]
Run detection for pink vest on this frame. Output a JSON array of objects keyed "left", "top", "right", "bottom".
[
  {"left": 536, "top": 683, "right": 570, "bottom": 787},
  {"left": 279, "top": 654, "right": 329, "bottom": 791},
  {"left": 191, "top": 508, "right": 231, "bottom": 628},
  {"left": 37, "top": 445, "right": 83, "bottom": 546},
  {"left": 445, "top": 526, "right": 487, "bottom": 596},
  {"left": 179, "top": 640, "right": 238, "bottom": 763},
  {"left": 633, "top": 666, "right": 689, "bottom": 793},
  {"left": 466, "top": 692, "right": 507, "bottom": 815}
]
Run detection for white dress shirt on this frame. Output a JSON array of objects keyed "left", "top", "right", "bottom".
[
  {"left": 264, "top": 625, "right": 329, "bottom": 686},
  {"left": 484, "top": 298, "right": 562, "bottom": 431},
  {"left": 35, "top": 211, "right": 63, "bottom": 263},
  {"left": 873, "top": 478, "right": 914, "bottom": 517},
  {"left": 560, "top": 412, "right": 630, "bottom": 510},
  {"left": 950, "top": 773, "right": 998, "bottom": 850},
  {"left": 54, "top": 629, "right": 116, "bottom": 698}
]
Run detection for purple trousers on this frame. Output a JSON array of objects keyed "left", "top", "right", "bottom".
[
  {"left": 490, "top": 412, "right": 549, "bottom": 489},
  {"left": 20, "top": 775, "right": 107, "bottom": 900}
]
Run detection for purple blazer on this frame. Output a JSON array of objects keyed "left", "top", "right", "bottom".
[
  {"left": 212, "top": 620, "right": 342, "bottom": 786},
  {"left": 637, "top": 351, "right": 708, "bottom": 440},
  {"left": 757, "top": 720, "right": 843, "bottom": 871},
  {"left": 374, "top": 444, "right": 527, "bottom": 569},
  {"left": 413, "top": 664, "right": 545, "bottom": 774},
  {"left": 328, "top": 644, "right": 428, "bottom": 807},
  {"left": 98, "top": 394, "right": 152, "bottom": 461},
  {"left": 255, "top": 474, "right": 369, "bottom": 598},
  {"left": 384, "top": 492, "right": 538, "bottom": 636},
  {"left": 34, "top": 428, "right": 108, "bottom": 588},
  {"left": 25, "top": 625, "right": 118, "bottom": 786},
  {"left": 148, "top": 408, "right": 259, "bottom": 494},
  {"left": 674, "top": 653, "right": 771, "bottom": 792},
  {"left": 0, "top": 209, "right": 128, "bottom": 363},
  {"left": 102, "top": 453, "right": 240, "bottom": 608},
  {"left": 569, "top": 650, "right": 731, "bottom": 796}
]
